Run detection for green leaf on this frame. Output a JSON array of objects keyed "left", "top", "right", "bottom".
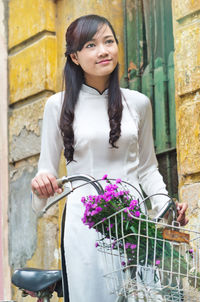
[
  {"left": 125, "top": 221, "right": 129, "bottom": 231},
  {"left": 130, "top": 225, "right": 137, "bottom": 233}
]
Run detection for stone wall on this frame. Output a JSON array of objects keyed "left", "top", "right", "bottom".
[{"left": 172, "top": 1, "right": 200, "bottom": 223}]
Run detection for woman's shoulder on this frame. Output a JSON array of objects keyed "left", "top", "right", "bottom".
[
  {"left": 44, "top": 91, "right": 64, "bottom": 116},
  {"left": 120, "top": 87, "right": 150, "bottom": 113},
  {"left": 45, "top": 91, "right": 64, "bottom": 108}
]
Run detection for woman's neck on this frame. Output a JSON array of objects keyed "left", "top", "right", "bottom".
[{"left": 84, "top": 74, "right": 109, "bottom": 94}]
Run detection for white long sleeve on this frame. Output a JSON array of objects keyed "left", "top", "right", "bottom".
[
  {"left": 136, "top": 95, "right": 169, "bottom": 211},
  {"left": 32, "top": 92, "right": 64, "bottom": 213},
  {"left": 37, "top": 92, "right": 64, "bottom": 177}
]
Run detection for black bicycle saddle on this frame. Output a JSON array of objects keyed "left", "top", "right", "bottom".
[{"left": 12, "top": 268, "right": 62, "bottom": 293}]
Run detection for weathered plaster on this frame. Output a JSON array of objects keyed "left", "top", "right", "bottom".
[
  {"left": 174, "top": 22, "right": 200, "bottom": 96},
  {"left": 9, "top": 0, "right": 56, "bottom": 49},
  {"left": 9, "top": 167, "right": 38, "bottom": 268},
  {"left": 9, "top": 125, "right": 42, "bottom": 162},
  {"left": 177, "top": 101, "right": 200, "bottom": 175},
  {"left": 172, "top": 0, "right": 200, "bottom": 233},
  {"left": 9, "top": 97, "right": 52, "bottom": 162},
  {"left": 9, "top": 98, "right": 48, "bottom": 137},
  {"left": 173, "top": 0, "right": 200, "bottom": 21},
  {"left": 9, "top": 36, "right": 57, "bottom": 103}
]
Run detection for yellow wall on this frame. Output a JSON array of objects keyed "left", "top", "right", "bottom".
[{"left": 172, "top": 1, "right": 200, "bottom": 223}]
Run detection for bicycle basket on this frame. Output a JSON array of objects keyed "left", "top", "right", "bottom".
[{"left": 82, "top": 179, "right": 200, "bottom": 302}]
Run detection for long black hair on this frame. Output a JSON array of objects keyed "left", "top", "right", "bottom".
[{"left": 60, "top": 14, "right": 123, "bottom": 162}]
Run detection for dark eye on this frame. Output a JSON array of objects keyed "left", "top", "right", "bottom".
[
  {"left": 105, "top": 39, "right": 114, "bottom": 44},
  {"left": 86, "top": 43, "right": 95, "bottom": 48}
]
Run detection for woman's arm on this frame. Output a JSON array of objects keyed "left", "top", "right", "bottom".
[
  {"left": 137, "top": 96, "right": 167, "bottom": 208},
  {"left": 137, "top": 96, "right": 188, "bottom": 224},
  {"left": 31, "top": 93, "right": 64, "bottom": 211}
]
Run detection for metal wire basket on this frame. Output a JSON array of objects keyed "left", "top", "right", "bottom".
[
  {"left": 91, "top": 183, "right": 200, "bottom": 302},
  {"left": 41, "top": 175, "right": 200, "bottom": 301}
]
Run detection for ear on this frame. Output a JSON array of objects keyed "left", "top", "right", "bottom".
[{"left": 70, "top": 53, "right": 79, "bottom": 65}]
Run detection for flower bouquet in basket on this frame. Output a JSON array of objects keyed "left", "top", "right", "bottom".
[{"left": 81, "top": 175, "right": 200, "bottom": 294}]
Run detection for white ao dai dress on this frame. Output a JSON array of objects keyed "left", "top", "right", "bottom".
[{"left": 32, "top": 84, "right": 168, "bottom": 302}]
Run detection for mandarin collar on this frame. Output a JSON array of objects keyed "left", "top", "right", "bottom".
[{"left": 81, "top": 84, "right": 108, "bottom": 96}]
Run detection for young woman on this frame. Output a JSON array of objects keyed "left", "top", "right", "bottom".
[{"left": 31, "top": 14, "right": 188, "bottom": 302}]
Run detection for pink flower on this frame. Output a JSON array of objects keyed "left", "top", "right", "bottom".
[
  {"left": 155, "top": 260, "right": 160, "bottom": 265},
  {"left": 116, "top": 178, "right": 122, "bottom": 184},
  {"left": 130, "top": 244, "right": 137, "bottom": 249},
  {"left": 95, "top": 242, "right": 99, "bottom": 248},
  {"left": 102, "top": 174, "right": 108, "bottom": 180},
  {"left": 134, "top": 211, "right": 140, "bottom": 217},
  {"left": 106, "top": 224, "right": 114, "bottom": 231},
  {"left": 125, "top": 242, "right": 130, "bottom": 249},
  {"left": 81, "top": 197, "right": 86, "bottom": 203},
  {"left": 130, "top": 200, "right": 138, "bottom": 207}
]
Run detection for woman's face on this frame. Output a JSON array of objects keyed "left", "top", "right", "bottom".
[{"left": 71, "top": 24, "right": 118, "bottom": 83}]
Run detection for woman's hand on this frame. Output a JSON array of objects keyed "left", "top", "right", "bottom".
[
  {"left": 176, "top": 202, "right": 189, "bottom": 226},
  {"left": 31, "top": 173, "right": 62, "bottom": 199}
]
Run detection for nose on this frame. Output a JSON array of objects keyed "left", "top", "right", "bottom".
[{"left": 97, "top": 43, "right": 108, "bottom": 57}]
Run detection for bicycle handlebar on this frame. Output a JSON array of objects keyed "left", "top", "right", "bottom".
[
  {"left": 40, "top": 174, "right": 178, "bottom": 223},
  {"left": 40, "top": 174, "right": 104, "bottom": 215}
]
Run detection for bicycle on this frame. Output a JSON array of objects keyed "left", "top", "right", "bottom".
[{"left": 12, "top": 175, "right": 200, "bottom": 302}]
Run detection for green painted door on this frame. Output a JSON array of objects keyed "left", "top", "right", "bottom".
[{"left": 122, "top": 0, "right": 177, "bottom": 197}]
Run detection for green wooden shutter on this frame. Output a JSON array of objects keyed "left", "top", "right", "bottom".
[{"left": 123, "top": 0, "right": 177, "bottom": 197}]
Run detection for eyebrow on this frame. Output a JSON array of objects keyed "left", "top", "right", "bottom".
[{"left": 89, "top": 35, "right": 114, "bottom": 42}]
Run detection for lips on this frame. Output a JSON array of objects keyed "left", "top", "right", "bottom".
[{"left": 96, "top": 59, "right": 112, "bottom": 64}]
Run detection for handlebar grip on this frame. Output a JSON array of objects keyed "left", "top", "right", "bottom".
[
  {"left": 56, "top": 179, "right": 64, "bottom": 188},
  {"left": 56, "top": 175, "right": 104, "bottom": 195}
]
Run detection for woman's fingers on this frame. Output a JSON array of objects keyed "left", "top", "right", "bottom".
[
  {"left": 47, "top": 174, "right": 61, "bottom": 194},
  {"left": 31, "top": 173, "right": 58, "bottom": 199},
  {"left": 32, "top": 177, "right": 48, "bottom": 198},
  {"left": 176, "top": 202, "right": 189, "bottom": 226}
]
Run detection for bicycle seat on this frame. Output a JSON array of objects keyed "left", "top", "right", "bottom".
[{"left": 12, "top": 268, "right": 62, "bottom": 292}]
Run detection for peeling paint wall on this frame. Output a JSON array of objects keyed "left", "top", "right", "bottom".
[
  {"left": 9, "top": 167, "right": 38, "bottom": 268},
  {"left": 172, "top": 1, "right": 200, "bottom": 223},
  {"left": 8, "top": 0, "right": 59, "bottom": 300}
]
